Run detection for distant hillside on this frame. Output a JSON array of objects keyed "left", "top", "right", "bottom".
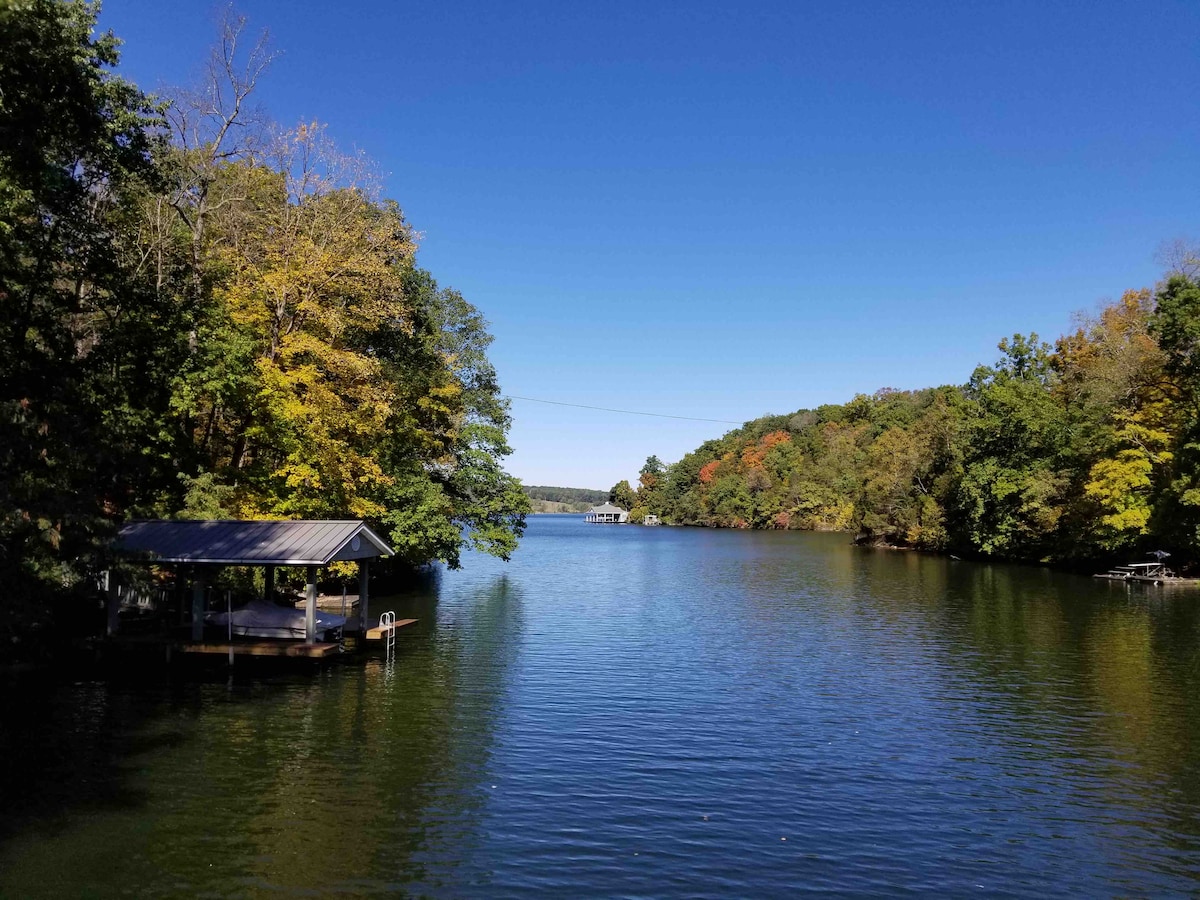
[{"left": 523, "top": 485, "right": 607, "bottom": 513}]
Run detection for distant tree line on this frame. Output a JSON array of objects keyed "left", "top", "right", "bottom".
[
  {"left": 622, "top": 262, "right": 1200, "bottom": 567},
  {"left": 1, "top": 1, "right": 528, "bottom": 649},
  {"left": 523, "top": 486, "right": 608, "bottom": 506},
  {"left": 523, "top": 485, "right": 607, "bottom": 512}
]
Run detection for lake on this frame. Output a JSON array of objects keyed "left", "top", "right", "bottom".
[{"left": 4, "top": 515, "right": 1200, "bottom": 897}]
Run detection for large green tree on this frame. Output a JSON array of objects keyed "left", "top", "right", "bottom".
[
  {"left": 1149, "top": 274, "right": 1200, "bottom": 553},
  {"left": 151, "top": 16, "right": 528, "bottom": 570},
  {"left": 378, "top": 268, "right": 528, "bottom": 567},
  {"left": 0, "top": 0, "right": 168, "bottom": 631}
]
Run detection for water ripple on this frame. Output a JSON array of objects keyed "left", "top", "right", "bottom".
[{"left": 3, "top": 520, "right": 1200, "bottom": 896}]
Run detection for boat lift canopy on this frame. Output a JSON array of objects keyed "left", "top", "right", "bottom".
[{"left": 112, "top": 519, "right": 394, "bottom": 643}]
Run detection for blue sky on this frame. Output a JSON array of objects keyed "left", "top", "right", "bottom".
[{"left": 100, "top": 1, "right": 1200, "bottom": 490}]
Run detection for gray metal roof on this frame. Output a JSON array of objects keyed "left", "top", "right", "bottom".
[
  {"left": 588, "top": 502, "right": 627, "bottom": 513},
  {"left": 115, "top": 520, "right": 394, "bottom": 566}
]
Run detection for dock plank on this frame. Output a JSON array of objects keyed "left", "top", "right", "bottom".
[
  {"left": 365, "top": 618, "right": 418, "bottom": 641},
  {"left": 181, "top": 641, "right": 341, "bottom": 658}
]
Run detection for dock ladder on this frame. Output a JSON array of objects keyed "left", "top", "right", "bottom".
[{"left": 379, "top": 610, "right": 397, "bottom": 660}]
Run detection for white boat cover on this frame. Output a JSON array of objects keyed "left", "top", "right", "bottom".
[{"left": 208, "top": 598, "right": 347, "bottom": 640}]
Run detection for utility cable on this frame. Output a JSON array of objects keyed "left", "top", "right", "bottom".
[{"left": 507, "top": 395, "right": 745, "bottom": 425}]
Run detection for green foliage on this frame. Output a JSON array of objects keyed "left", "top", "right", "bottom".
[
  {"left": 177, "top": 472, "right": 236, "bottom": 520},
  {"left": 1149, "top": 275, "right": 1200, "bottom": 553},
  {"left": 523, "top": 486, "right": 608, "bottom": 506},
  {"left": 952, "top": 335, "right": 1072, "bottom": 558},
  {"left": 150, "top": 36, "right": 528, "bottom": 572},
  {"left": 609, "top": 479, "right": 638, "bottom": 511},
  {"left": 1152, "top": 276, "right": 1200, "bottom": 389},
  {"left": 648, "top": 292, "right": 1200, "bottom": 567},
  {"left": 0, "top": 0, "right": 169, "bottom": 624}
]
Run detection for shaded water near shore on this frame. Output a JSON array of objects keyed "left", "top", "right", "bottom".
[{"left": 4, "top": 516, "right": 1200, "bottom": 896}]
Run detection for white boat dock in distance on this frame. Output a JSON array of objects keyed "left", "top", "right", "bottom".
[{"left": 585, "top": 502, "right": 629, "bottom": 523}]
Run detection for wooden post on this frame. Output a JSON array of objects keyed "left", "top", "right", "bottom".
[
  {"left": 191, "top": 575, "right": 206, "bottom": 642},
  {"left": 358, "top": 560, "right": 370, "bottom": 634},
  {"left": 264, "top": 565, "right": 275, "bottom": 603},
  {"left": 226, "top": 590, "right": 234, "bottom": 668},
  {"left": 105, "top": 570, "right": 120, "bottom": 637},
  {"left": 305, "top": 565, "right": 317, "bottom": 644},
  {"left": 174, "top": 567, "right": 186, "bottom": 627}
]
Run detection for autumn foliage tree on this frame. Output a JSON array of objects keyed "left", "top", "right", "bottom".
[
  {"left": 645, "top": 270, "right": 1200, "bottom": 567},
  {"left": 0, "top": 0, "right": 528, "bottom": 648},
  {"left": 137, "top": 13, "right": 530, "bottom": 569}
]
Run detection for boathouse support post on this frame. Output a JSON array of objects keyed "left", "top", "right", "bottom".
[
  {"left": 174, "top": 567, "right": 186, "bottom": 626},
  {"left": 305, "top": 565, "right": 318, "bottom": 644},
  {"left": 191, "top": 575, "right": 206, "bottom": 642},
  {"left": 358, "top": 559, "right": 370, "bottom": 635},
  {"left": 264, "top": 565, "right": 275, "bottom": 603},
  {"left": 105, "top": 570, "right": 120, "bottom": 637}
]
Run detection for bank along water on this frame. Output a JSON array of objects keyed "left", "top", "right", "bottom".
[{"left": 3, "top": 515, "right": 1200, "bottom": 897}]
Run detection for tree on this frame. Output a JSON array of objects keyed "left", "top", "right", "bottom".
[
  {"left": 609, "top": 479, "right": 637, "bottom": 511},
  {"left": 154, "top": 16, "right": 527, "bottom": 569},
  {"left": 635, "top": 455, "right": 666, "bottom": 515},
  {"left": 388, "top": 269, "right": 528, "bottom": 566},
  {"left": 1053, "top": 290, "right": 1175, "bottom": 553},
  {"left": 1149, "top": 275, "right": 1200, "bottom": 552},
  {"left": 195, "top": 131, "right": 416, "bottom": 518},
  {"left": 0, "top": 0, "right": 167, "bottom": 633},
  {"left": 953, "top": 335, "right": 1072, "bottom": 558}
]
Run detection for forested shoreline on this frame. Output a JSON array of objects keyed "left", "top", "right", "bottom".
[
  {"left": 1, "top": 2, "right": 528, "bottom": 651},
  {"left": 4, "top": 0, "right": 1198, "bottom": 668},
  {"left": 621, "top": 266, "right": 1200, "bottom": 569},
  {"left": 523, "top": 485, "right": 607, "bottom": 513}
]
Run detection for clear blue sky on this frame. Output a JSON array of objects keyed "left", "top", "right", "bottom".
[{"left": 100, "top": 1, "right": 1199, "bottom": 491}]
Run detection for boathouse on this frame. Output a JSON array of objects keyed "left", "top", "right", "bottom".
[
  {"left": 585, "top": 502, "right": 629, "bottom": 523},
  {"left": 111, "top": 519, "right": 394, "bottom": 653}
]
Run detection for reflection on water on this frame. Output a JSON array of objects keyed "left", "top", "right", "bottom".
[
  {"left": 0, "top": 574, "right": 524, "bottom": 897},
  {"left": 3, "top": 518, "right": 1200, "bottom": 896}
]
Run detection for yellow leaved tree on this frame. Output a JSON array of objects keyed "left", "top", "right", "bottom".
[{"left": 207, "top": 124, "right": 422, "bottom": 518}]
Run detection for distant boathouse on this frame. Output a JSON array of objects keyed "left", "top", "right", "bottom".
[{"left": 585, "top": 502, "right": 629, "bottom": 523}]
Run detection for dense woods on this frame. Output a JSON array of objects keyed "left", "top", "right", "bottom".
[
  {"left": 523, "top": 486, "right": 608, "bottom": 506},
  {"left": 523, "top": 485, "right": 607, "bottom": 513},
  {"left": 624, "top": 267, "right": 1200, "bottom": 567},
  {"left": 0, "top": 1, "right": 527, "bottom": 644}
]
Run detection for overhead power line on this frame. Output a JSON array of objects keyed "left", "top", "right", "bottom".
[{"left": 507, "top": 395, "right": 745, "bottom": 425}]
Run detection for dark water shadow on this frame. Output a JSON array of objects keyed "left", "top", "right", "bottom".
[
  {"left": 0, "top": 569, "right": 529, "bottom": 897},
  {"left": 0, "top": 669, "right": 188, "bottom": 844}
]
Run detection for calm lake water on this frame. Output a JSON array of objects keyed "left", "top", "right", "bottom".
[{"left": 4, "top": 515, "right": 1200, "bottom": 897}]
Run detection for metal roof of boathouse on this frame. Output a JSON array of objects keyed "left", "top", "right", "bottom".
[{"left": 115, "top": 520, "right": 393, "bottom": 566}]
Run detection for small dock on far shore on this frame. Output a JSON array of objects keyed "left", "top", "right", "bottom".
[{"left": 1094, "top": 561, "right": 1200, "bottom": 586}]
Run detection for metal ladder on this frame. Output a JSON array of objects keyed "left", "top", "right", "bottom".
[{"left": 379, "top": 610, "right": 397, "bottom": 660}]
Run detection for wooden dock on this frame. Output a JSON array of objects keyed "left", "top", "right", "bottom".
[
  {"left": 108, "top": 634, "right": 343, "bottom": 660},
  {"left": 1093, "top": 562, "right": 1200, "bottom": 586},
  {"left": 181, "top": 640, "right": 341, "bottom": 658},
  {"left": 365, "top": 618, "right": 418, "bottom": 641},
  {"left": 1095, "top": 574, "right": 1200, "bottom": 586}
]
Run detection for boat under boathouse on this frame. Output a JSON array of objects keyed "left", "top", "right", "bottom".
[{"left": 110, "top": 519, "right": 396, "bottom": 656}]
